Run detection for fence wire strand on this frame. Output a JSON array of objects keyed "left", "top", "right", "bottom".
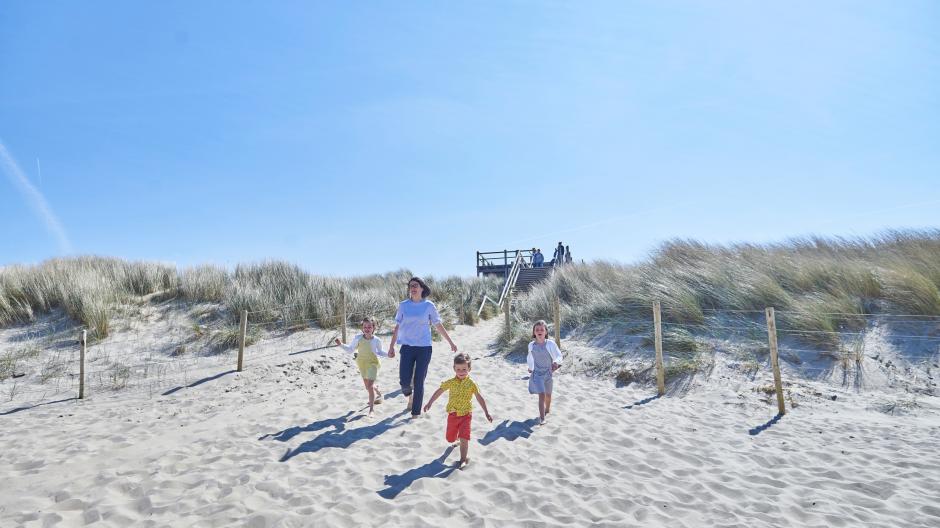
[{"left": 4, "top": 298, "right": 939, "bottom": 412}]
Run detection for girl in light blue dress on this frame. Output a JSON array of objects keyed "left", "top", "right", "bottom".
[{"left": 528, "top": 320, "right": 562, "bottom": 425}]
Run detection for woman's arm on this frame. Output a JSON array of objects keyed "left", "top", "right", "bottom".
[
  {"left": 434, "top": 322, "right": 458, "bottom": 353},
  {"left": 387, "top": 324, "right": 399, "bottom": 358}
]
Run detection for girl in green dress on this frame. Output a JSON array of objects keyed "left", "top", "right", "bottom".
[{"left": 335, "top": 317, "right": 388, "bottom": 415}]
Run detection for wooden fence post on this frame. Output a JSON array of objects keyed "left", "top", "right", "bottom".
[
  {"left": 553, "top": 296, "right": 562, "bottom": 350},
  {"left": 765, "top": 307, "right": 786, "bottom": 415},
  {"left": 504, "top": 291, "right": 512, "bottom": 341},
  {"left": 340, "top": 290, "right": 348, "bottom": 343},
  {"left": 79, "top": 330, "right": 86, "bottom": 399},
  {"left": 653, "top": 301, "right": 665, "bottom": 396},
  {"left": 237, "top": 310, "right": 247, "bottom": 372}
]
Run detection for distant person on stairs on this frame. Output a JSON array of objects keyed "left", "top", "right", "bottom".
[
  {"left": 533, "top": 249, "right": 544, "bottom": 268},
  {"left": 554, "top": 242, "right": 565, "bottom": 266}
]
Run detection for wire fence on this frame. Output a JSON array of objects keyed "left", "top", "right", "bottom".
[{"left": 2, "top": 297, "right": 938, "bottom": 416}]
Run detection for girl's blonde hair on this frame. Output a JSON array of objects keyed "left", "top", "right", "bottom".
[
  {"left": 361, "top": 317, "right": 375, "bottom": 327},
  {"left": 531, "top": 319, "right": 548, "bottom": 339}
]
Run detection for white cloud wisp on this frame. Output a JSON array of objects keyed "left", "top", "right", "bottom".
[{"left": 0, "top": 140, "right": 73, "bottom": 254}]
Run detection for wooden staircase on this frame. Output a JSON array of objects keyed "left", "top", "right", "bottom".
[
  {"left": 481, "top": 250, "right": 556, "bottom": 316},
  {"left": 513, "top": 266, "right": 553, "bottom": 294}
]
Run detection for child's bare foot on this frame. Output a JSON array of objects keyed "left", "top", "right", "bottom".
[{"left": 458, "top": 458, "right": 470, "bottom": 470}]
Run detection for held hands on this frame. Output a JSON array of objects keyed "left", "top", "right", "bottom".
[{"left": 551, "top": 362, "right": 560, "bottom": 372}]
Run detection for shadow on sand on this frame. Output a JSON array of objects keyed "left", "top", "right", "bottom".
[
  {"left": 0, "top": 397, "right": 77, "bottom": 416},
  {"left": 258, "top": 410, "right": 359, "bottom": 442},
  {"left": 162, "top": 369, "right": 236, "bottom": 396},
  {"left": 749, "top": 413, "right": 783, "bottom": 436},
  {"left": 624, "top": 394, "right": 661, "bottom": 409},
  {"left": 288, "top": 344, "right": 335, "bottom": 356},
  {"left": 278, "top": 409, "right": 409, "bottom": 461},
  {"left": 478, "top": 418, "right": 539, "bottom": 445},
  {"left": 377, "top": 446, "right": 458, "bottom": 500}
]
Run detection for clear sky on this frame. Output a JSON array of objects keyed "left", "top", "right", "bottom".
[{"left": 2, "top": 1, "right": 938, "bottom": 277}]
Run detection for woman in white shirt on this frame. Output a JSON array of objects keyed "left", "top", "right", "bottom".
[{"left": 387, "top": 276, "right": 458, "bottom": 417}]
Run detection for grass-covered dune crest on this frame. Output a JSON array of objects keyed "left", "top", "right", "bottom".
[
  {"left": 518, "top": 229, "right": 940, "bottom": 333},
  {"left": 0, "top": 258, "right": 503, "bottom": 338}
]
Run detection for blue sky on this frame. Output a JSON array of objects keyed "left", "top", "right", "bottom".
[{"left": 2, "top": 1, "right": 938, "bottom": 277}]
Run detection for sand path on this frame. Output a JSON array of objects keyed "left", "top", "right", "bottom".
[{"left": 2, "top": 318, "right": 939, "bottom": 527}]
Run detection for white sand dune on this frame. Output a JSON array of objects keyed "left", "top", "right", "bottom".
[{"left": 2, "top": 317, "right": 939, "bottom": 527}]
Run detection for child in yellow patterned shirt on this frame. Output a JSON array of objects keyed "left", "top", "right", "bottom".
[{"left": 424, "top": 353, "right": 493, "bottom": 469}]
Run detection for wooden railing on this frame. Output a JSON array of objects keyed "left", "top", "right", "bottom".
[
  {"left": 477, "top": 249, "right": 536, "bottom": 272},
  {"left": 497, "top": 251, "right": 526, "bottom": 308}
]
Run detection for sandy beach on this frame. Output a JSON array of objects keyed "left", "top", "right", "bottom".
[{"left": 1, "top": 316, "right": 939, "bottom": 527}]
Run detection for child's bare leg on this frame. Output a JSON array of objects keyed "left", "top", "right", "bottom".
[
  {"left": 364, "top": 379, "right": 375, "bottom": 413},
  {"left": 538, "top": 393, "right": 546, "bottom": 423},
  {"left": 459, "top": 438, "right": 469, "bottom": 466},
  {"left": 545, "top": 394, "right": 552, "bottom": 414}
]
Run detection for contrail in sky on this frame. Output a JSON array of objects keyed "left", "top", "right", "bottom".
[{"left": 0, "top": 140, "right": 73, "bottom": 254}]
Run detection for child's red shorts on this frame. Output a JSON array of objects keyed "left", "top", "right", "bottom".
[{"left": 446, "top": 412, "right": 472, "bottom": 442}]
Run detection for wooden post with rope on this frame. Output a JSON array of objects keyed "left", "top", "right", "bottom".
[
  {"left": 237, "top": 309, "right": 247, "bottom": 372},
  {"left": 765, "top": 307, "right": 786, "bottom": 415},
  {"left": 653, "top": 301, "right": 665, "bottom": 396},
  {"left": 79, "top": 330, "right": 86, "bottom": 399},
  {"left": 340, "top": 290, "right": 348, "bottom": 343},
  {"left": 504, "top": 290, "right": 512, "bottom": 341},
  {"left": 553, "top": 295, "right": 562, "bottom": 350}
]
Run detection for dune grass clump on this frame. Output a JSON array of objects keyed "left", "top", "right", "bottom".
[
  {"left": 664, "top": 353, "right": 713, "bottom": 379},
  {"left": 108, "top": 362, "right": 131, "bottom": 390},
  {"left": 207, "top": 323, "right": 262, "bottom": 353},
  {"left": 224, "top": 261, "right": 316, "bottom": 324},
  {"left": 0, "top": 346, "right": 40, "bottom": 381},
  {"left": 881, "top": 266, "right": 940, "bottom": 316},
  {"left": 495, "top": 319, "right": 536, "bottom": 357},
  {"left": 0, "top": 257, "right": 176, "bottom": 337},
  {"left": 427, "top": 275, "right": 501, "bottom": 327},
  {"left": 180, "top": 265, "right": 229, "bottom": 304},
  {"left": 641, "top": 328, "right": 699, "bottom": 353}
]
